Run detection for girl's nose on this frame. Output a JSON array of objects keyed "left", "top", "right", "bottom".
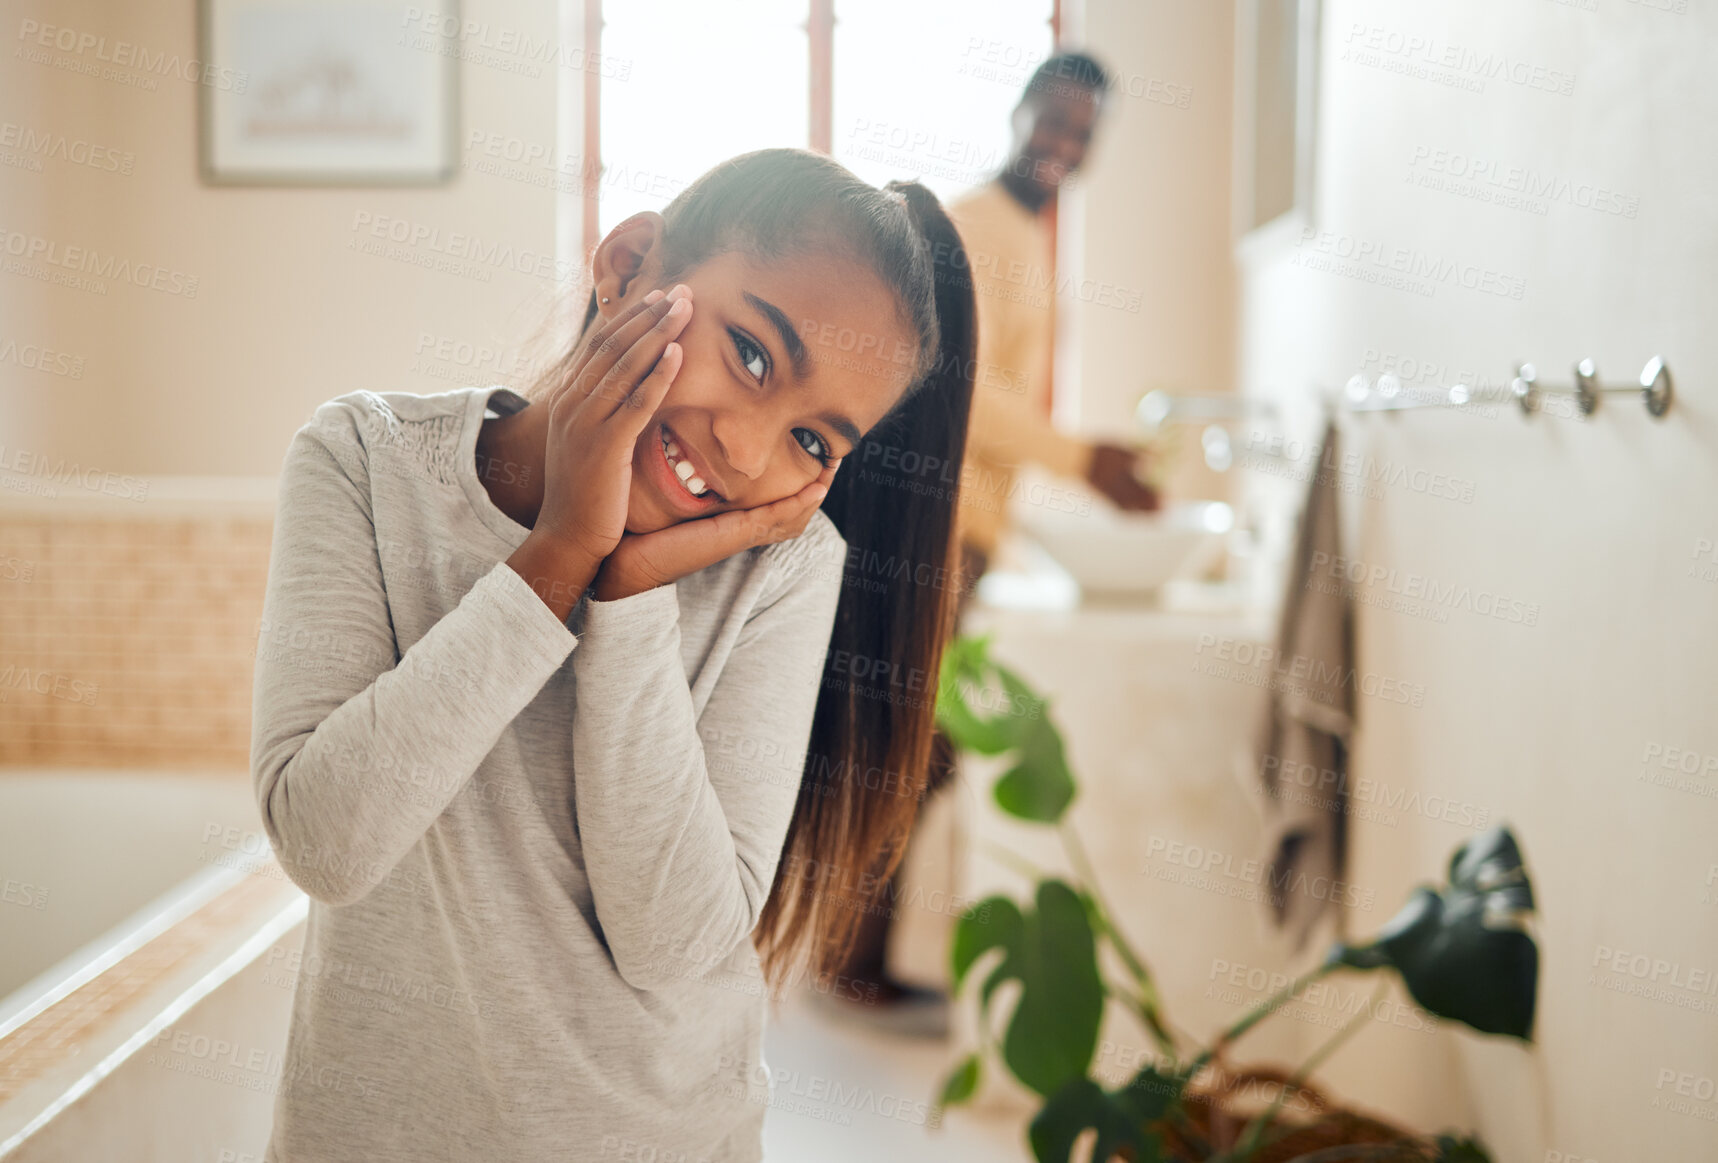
[{"left": 709, "top": 413, "right": 771, "bottom": 483}]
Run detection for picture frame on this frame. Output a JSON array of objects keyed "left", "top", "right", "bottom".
[
  {"left": 1232, "top": 0, "right": 1321, "bottom": 258},
  {"left": 198, "top": 0, "right": 460, "bottom": 186}
]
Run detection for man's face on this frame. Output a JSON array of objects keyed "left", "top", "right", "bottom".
[{"left": 1009, "top": 86, "right": 1102, "bottom": 195}]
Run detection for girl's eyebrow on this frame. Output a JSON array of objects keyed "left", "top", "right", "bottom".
[
  {"left": 822, "top": 411, "right": 863, "bottom": 450},
  {"left": 741, "top": 290, "right": 812, "bottom": 381}
]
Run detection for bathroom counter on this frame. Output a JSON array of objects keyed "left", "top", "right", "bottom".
[{"left": 885, "top": 537, "right": 1306, "bottom": 1115}]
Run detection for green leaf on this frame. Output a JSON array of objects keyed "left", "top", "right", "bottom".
[
  {"left": 937, "top": 634, "right": 1078, "bottom": 823},
  {"left": 952, "top": 883, "right": 1104, "bottom": 1099},
  {"left": 936, "top": 683, "right": 1017, "bottom": 755},
  {"left": 935, "top": 633, "right": 1053, "bottom": 756},
  {"left": 980, "top": 958, "right": 1012, "bottom": 1011},
  {"left": 1028, "top": 1074, "right": 1171, "bottom": 1163},
  {"left": 997, "top": 881, "right": 1105, "bottom": 1097},
  {"left": 1333, "top": 826, "right": 1538, "bottom": 1040},
  {"left": 993, "top": 659, "right": 1048, "bottom": 716},
  {"left": 938, "top": 1053, "right": 982, "bottom": 1107},
  {"left": 951, "top": 896, "right": 1023, "bottom": 989},
  {"left": 992, "top": 717, "right": 1077, "bottom": 822},
  {"left": 1115, "top": 1064, "right": 1184, "bottom": 1125},
  {"left": 1432, "top": 1133, "right": 1495, "bottom": 1162},
  {"left": 1448, "top": 826, "right": 1534, "bottom": 912}
]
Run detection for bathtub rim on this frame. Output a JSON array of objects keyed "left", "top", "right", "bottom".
[
  {"left": 0, "top": 863, "right": 247, "bottom": 1036},
  {"left": 0, "top": 860, "right": 305, "bottom": 1157}
]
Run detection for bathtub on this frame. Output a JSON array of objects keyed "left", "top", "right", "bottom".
[{"left": 0, "top": 770, "right": 307, "bottom": 1162}]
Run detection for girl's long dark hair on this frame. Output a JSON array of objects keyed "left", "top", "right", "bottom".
[{"left": 529, "top": 148, "right": 977, "bottom": 996}]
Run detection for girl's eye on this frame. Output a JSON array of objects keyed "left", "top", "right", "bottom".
[
  {"left": 730, "top": 328, "right": 769, "bottom": 384},
  {"left": 794, "top": 428, "right": 836, "bottom": 466}
]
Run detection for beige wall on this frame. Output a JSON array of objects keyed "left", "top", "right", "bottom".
[
  {"left": 2, "top": 0, "right": 1234, "bottom": 483},
  {"left": 2, "top": 0, "right": 565, "bottom": 478},
  {"left": 1065, "top": 0, "right": 1238, "bottom": 504},
  {"left": 1236, "top": 1, "right": 1718, "bottom": 1159}
]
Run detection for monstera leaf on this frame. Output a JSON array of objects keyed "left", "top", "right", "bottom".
[
  {"left": 935, "top": 633, "right": 1021, "bottom": 756},
  {"left": 935, "top": 632, "right": 1076, "bottom": 822},
  {"left": 1332, "top": 826, "right": 1537, "bottom": 1040},
  {"left": 934, "top": 633, "right": 1526, "bottom": 1163},
  {"left": 1029, "top": 1071, "right": 1181, "bottom": 1163},
  {"left": 993, "top": 710, "right": 1077, "bottom": 822},
  {"left": 950, "top": 881, "right": 1105, "bottom": 1097}
]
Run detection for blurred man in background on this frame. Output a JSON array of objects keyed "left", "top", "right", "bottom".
[
  {"left": 946, "top": 48, "right": 1159, "bottom": 591},
  {"left": 822, "top": 49, "right": 1157, "bottom": 1034}
]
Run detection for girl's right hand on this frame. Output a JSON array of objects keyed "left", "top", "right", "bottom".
[{"left": 530, "top": 285, "right": 693, "bottom": 566}]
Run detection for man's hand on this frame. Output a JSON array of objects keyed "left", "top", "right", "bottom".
[
  {"left": 1085, "top": 442, "right": 1159, "bottom": 511},
  {"left": 591, "top": 458, "right": 842, "bottom": 601}
]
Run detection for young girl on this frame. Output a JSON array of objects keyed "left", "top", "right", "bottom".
[{"left": 250, "top": 147, "right": 977, "bottom": 1162}]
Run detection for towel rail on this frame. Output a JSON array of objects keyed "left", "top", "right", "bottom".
[
  {"left": 1139, "top": 357, "right": 1672, "bottom": 474},
  {"left": 1342, "top": 355, "right": 1673, "bottom": 419},
  {"left": 1136, "top": 355, "right": 1673, "bottom": 436}
]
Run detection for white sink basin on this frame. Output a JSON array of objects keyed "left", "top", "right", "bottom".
[{"left": 1008, "top": 467, "right": 1230, "bottom": 599}]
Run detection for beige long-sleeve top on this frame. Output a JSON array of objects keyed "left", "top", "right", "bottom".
[
  {"left": 945, "top": 177, "right": 1095, "bottom": 559},
  {"left": 250, "top": 384, "right": 848, "bottom": 1162}
]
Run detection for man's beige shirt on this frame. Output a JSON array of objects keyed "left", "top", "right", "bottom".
[{"left": 945, "top": 177, "right": 1094, "bottom": 560}]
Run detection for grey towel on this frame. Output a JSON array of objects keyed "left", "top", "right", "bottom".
[{"left": 1250, "top": 411, "right": 1355, "bottom": 950}]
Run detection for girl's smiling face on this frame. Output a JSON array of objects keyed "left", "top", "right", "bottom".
[{"left": 608, "top": 247, "right": 920, "bottom": 535}]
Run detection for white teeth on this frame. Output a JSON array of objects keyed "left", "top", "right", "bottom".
[{"left": 661, "top": 429, "right": 711, "bottom": 497}]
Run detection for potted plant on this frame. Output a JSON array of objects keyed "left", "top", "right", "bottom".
[{"left": 932, "top": 632, "right": 1537, "bottom": 1163}]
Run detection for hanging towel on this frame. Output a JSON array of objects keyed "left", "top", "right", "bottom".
[{"left": 1246, "top": 410, "right": 1356, "bottom": 951}]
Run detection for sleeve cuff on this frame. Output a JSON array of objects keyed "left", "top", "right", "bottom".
[
  {"left": 579, "top": 580, "right": 680, "bottom": 636},
  {"left": 478, "top": 559, "right": 581, "bottom": 658}
]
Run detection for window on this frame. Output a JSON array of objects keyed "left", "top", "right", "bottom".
[
  {"left": 830, "top": 0, "right": 1054, "bottom": 205},
  {"left": 585, "top": 0, "right": 1054, "bottom": 251},
  {"left": 595, "top": 0, "right": 809, "bottom": 240}
]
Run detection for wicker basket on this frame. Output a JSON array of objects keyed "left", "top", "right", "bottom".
[{"left": 1140, "top": 1061, "right": 1437, "bottom": 1163}]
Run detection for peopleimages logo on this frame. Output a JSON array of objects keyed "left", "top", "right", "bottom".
[
  {"left": 1141, "top": 837, "right": 1377, "bottom": 910},
  {"left": 15, "top": 19, "right": 249, "bottom": 91},
  {"left": 399, "top": 8, "right": 632, "bottom": 78},
  {"left": 1293, "top": 228, "right": 1526, "bottom": 300},
  {"left": 1309, "top": 551, "right": 1541, "bottom": 626},
  {"left": 0, "top": 121, "right": 135, "bottom": 174},
  {"left": 1241, "top": 430, "right": 1477, "bottom": 504},
  {"left": 1192, "top": 634, "right": 1428, "bottom": 708},
  {"left": 0, "top": 227, "right": 199, "bottom": 298},
  {"left": 1406, "top": 145, "right": 1639, "bottom": 218},
  {"left": 1340, "top": 23, "right": 1576, "bottom": 96},
  {"left": 0, "top": 666, "right": 99, "bottom": 706},
  {"left": 0, "top": 336, "right": 85, "bottom": 379},
  {"left": 347, "top": 211, "right": 580, "bottom": 284},
  {"left": 0, "top": 444, "right": 149, "bottom": 500}
]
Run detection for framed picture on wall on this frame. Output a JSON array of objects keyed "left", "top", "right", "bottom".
[
  {"left": 1233, "top": 0, "right": 1320, "bottom": 253},
  {"left": 199, "top": 0, "right": 459, "bottom": 185}
]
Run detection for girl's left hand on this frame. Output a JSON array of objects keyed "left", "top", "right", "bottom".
[{"left": 592, "top": 457, "right": 843, "bottom": 601}]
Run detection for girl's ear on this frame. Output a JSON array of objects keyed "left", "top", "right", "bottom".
[{"left": 591, "top": 211, "right": 668, "bottom": 320}]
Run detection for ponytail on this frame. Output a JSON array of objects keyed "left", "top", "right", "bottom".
[{"left": 751, "top": 177, "right": 977, "bottom": 996}]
